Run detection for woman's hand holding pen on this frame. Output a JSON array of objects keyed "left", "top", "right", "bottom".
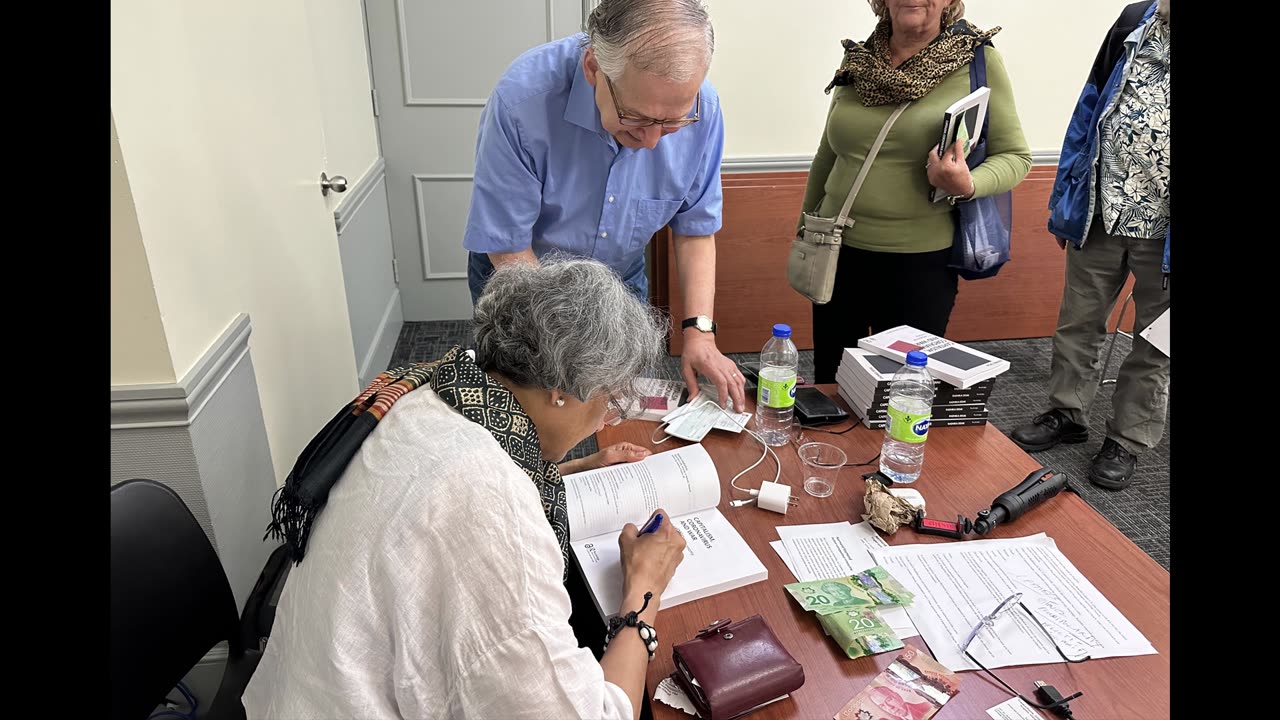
[{"left": 618, "top": 508, "right": 686, "bottom": 608}]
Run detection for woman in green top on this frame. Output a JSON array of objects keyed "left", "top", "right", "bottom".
[{"left": 802, "top": 0, "right": 1031, "bottom": 384}]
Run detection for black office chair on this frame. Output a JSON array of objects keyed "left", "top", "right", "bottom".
[{"left": 110, "top": 479, "right": 280, "bottom": 720}]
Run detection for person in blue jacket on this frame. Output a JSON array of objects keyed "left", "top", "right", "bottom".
[{"left": 1011, "top": 0, "right": 1169, "bottom": 491}]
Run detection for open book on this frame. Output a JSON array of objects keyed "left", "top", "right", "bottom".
[
  {"left": 858, "top": 325, "right": 1009, "bottom": 389},
  {"left": 930, "top": 86, "right": 990, "bottom": 202},
  {"left": 564, "top": 444, "right": 768, "bottom": 623}
]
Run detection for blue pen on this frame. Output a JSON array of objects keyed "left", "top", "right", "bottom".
[{"left": 639, "top": 513, "right": 664, "bottom": 535}]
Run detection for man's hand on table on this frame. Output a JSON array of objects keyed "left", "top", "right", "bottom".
[{"left": 681, "top": 332, "right": 746, "bottom": 412}]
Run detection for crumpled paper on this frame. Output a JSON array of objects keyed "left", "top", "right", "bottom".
[
  {"left": 862, "top": 476, "right": 917, "bottom": 534},
  {"left": 653, "top": 676, "right": 699, "bottom": 716}
]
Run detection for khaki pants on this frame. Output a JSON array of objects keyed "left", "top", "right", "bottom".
[{"left": 1047, "top": 221, "right": 1170, "bottom": 454}]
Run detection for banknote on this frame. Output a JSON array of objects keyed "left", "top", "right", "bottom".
[
  {"left": 856, "top": 566, "right": 915, "bottom": 606},
  {"left": 784, "top": 576, "right": 878, "bottom": 615},
  {"left": 833, "top": 644, "right": 960, "bottom": 720},
  {"left": 818, "top": 609, "right": 904, "bottom": 660},
  {"left": 785, "top": 567, "right": 913, "bottom": 616}
]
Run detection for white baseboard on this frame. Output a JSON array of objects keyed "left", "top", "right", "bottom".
[
  {"left": 359, "top": 289, "right": 404, "bottom": 386},
  {"left": 111, "top": 314, "right": 252, "bottom": 429}
]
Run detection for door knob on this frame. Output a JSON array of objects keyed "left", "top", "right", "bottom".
[{"left": 320, "top": 172, "right": 348, "bottom": 196}]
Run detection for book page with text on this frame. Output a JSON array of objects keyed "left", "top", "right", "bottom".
[
  {"left": 573, "top": 507, "right": 767, "bottom": 620},
  {"left": 563, "top": 444, "right": 721, "bottom": 541}
]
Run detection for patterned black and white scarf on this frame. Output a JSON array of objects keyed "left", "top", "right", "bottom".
[{"left": 267, "top": 346, "right": 571, "bottom": 576}]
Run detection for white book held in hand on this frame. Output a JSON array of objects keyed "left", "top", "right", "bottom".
[
  {"left": 858, "top": 325, "right": 1009, "bottom": 389},
  {"left": 563, "top": 444, "right": 768, "bottom": 623},
  {"left": 930, "top": 86, "right": 991, "bottom": 202}
]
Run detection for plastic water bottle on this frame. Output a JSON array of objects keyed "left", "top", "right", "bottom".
[
  {"left": 880, "top": 351, "right": 935, "bottom": 483},
  {"left": 755, "top": 324, "right": 799, "bottom": 447}
]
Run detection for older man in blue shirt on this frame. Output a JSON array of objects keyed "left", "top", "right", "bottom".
[{"left": 464, "top": 0, "right": 744, "bottom": 411}]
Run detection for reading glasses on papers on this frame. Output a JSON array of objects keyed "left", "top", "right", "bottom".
[{"left": 959, "top": 593, "right": 1089, "bottom": 711}]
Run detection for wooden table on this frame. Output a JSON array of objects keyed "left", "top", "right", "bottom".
[{"left": 594, "top": 386, "right": 1169, "bottom": 720}]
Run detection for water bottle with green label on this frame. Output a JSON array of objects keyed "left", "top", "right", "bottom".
[
  {"left": 755, "top": 324, "right": 798, "bottom": 447},
  {"left": 880, "top": 351, "right": 934, "bottom": 483}
]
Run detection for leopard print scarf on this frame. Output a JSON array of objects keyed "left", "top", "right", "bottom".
[{"left": 826, "top": 18, "right": 1000, "bottom": 106}]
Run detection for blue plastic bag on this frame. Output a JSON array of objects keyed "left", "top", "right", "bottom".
[{"left": 951, "top": 42, "right": 1012, "bottom": 281}]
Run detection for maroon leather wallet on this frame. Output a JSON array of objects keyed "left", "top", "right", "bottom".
[{"left": 671, "top": 616, "right": 805, "bottom": 719}]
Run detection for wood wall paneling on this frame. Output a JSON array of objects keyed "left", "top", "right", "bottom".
[
  {"left": 666, "top": 174, "right": 810, "bottom": 356},
  {"left": 657, "top": 166, "right": 1136, "bottom": 356}
]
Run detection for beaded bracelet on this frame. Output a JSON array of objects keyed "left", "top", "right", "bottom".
[{"left": 603, "top": 591, "right": 658, "bottom": 662}]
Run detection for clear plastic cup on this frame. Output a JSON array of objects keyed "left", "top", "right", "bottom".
[{"left": 797, "top": 442, "right": 847, "bottom": 498}]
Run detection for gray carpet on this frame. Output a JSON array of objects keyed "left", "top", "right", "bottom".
[{"left": 390, "top": 324, "right": 1169, "bottom": 569}]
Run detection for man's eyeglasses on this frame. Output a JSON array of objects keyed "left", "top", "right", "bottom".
[
  {"left": 605, "top": 76, "right": 700, "bottom": 129},
  {"left": 959, "top": 593, "right": 1089, "bottom": 711},
  {"left": 602, "top": 391, "right": 630, "bottom": 427}
]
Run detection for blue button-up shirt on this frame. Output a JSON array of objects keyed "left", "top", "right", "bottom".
[{"left": 463, "top": 34, "right": 725, "bottom": 300}]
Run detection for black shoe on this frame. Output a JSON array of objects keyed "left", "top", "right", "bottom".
[
  {"left": 1089, "top": 438, "right": 1137, "bottom": 491},
  {"left": 1010, "top": 409, "right": 1089, "bottom": 452}
]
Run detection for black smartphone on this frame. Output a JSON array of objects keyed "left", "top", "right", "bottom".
[
  {"left": 735, "top": 361, "right": 760, "bottom": 395},
  {"left": 794, "top": 386, "right": 848, "bottom": 426}
]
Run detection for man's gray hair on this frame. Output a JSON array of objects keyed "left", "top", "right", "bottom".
[
  {"left": 583, "top": 0, "right": 714, "bottom": 84},
  {"left": 473, "top": 256, "right": 667, "bottom": 401}
]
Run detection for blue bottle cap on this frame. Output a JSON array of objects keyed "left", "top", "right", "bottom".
[
  {"left": 772, "top": 324, "right": 792, "bottom": 339},
  {"left": 906, "top": 350, "right": 928, "bottom": 367}
]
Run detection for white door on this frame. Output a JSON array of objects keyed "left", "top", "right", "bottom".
[
  {"left": 365, "top": 0, "right": 591, "bottom": 320},
  {"left": 305, "top": 0, "right": 403, "bottom": 386}
]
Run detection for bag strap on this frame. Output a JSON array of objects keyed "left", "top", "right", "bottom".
[
  {"left": 968, "top": 42, "right": 986, "bottom": 89},
  {"left": 967, "top": 41, "right": 991, "bottom": 168},
  {"left": 834, "top": 100, "right": 911, "bottom": 227}
]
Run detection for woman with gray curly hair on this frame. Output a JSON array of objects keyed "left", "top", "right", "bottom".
[
  {"left": 803, "top": 0, "right": 1032, "bottom": 385},
  {"left": 246, "top": 258, "right": 686, "bottom": 719}
]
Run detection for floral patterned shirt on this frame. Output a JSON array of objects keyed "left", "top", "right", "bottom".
[{"left": 1099, "top": 15, "right": 1169, "bottom": 239}]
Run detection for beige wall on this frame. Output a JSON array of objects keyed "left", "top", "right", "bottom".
[
  {"left": 705, "top": 0, "right": 1131, "bottom": 160},
  {"left": 111, "top": 0, "right": 379, "bottom": 482},
  {"left": 111, "top": 113, "right": 175, "bottom": 386}
]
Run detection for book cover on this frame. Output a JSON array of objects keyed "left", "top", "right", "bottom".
[
  {"left": 860, "top": 404, "right": 989, "bottom": 422},
  {"left": 836, "top": 364, "right": 993, "bottom": 405},
  {"left": 856, "top": 327, "right": 1010, "bottom": 389},
  {"left": 836, "top": 383, "right": 992, "bottom": 415},
  {"left": 839, "top": 349, "right": 996, "bottom": 394},
  {"left": 1139, "top": 308, "right": 1170, "bottom": 358},
  {"left": 625, "top": 377, "right": 687, "bottom": 422},
  {"left": 835, "top": 369, "right": 993, "bottom": 418},
  {"left": 840, "top": 389, "right": 988, "bottom": 429},
  {"left": 928, "top": 417, "right": 989, "bottom": 428},
  {"left": 838, "top": 383, "right": 989, "bottom": 421},
  {"left": 929, "top": 86, "right": 990, "bottom": 203}
]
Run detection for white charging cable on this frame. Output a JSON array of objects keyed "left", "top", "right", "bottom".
[{"left": 649, "top": 396, "right": 783, "bottom": 504}]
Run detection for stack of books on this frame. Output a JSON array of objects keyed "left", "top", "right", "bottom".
[{"left": 835, "top": 326, "right": 1009, "bottom": 429}]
